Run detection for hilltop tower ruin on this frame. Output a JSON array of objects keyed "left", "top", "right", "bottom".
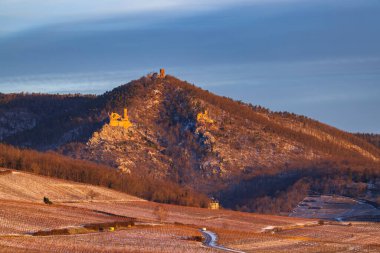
[
  {"left": 159, "top": 68, "right": 165, "bottom": 78},
  {"left": 147, "top": 69, "right": 166, "bottom": 79}
]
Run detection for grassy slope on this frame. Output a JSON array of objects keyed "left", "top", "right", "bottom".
[{"left": 0, "top": 169, "right": 142, "bottom": 203}]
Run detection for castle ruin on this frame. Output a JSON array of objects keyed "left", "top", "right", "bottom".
[
  {"left": 147, "top": 68, "right": 166, "bottom": 79},
  {"left": 109, "top": 108, "right": 133, "bottom": 129}
]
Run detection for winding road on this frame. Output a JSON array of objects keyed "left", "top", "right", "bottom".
[{"left": 200, "top": 229, "right": 245, "bottom": 253}]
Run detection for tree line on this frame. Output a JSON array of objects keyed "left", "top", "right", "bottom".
[{"left": 0, "top": 143, "right": 210, "bottom": 207}]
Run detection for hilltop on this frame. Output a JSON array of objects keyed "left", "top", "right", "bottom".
[{"left": 1, "top": 73, "right": 380, "bottom": 213}]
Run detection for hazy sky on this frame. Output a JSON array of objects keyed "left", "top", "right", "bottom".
[{"left": 0, "top": 0, "right": 379, "bottom": 133}]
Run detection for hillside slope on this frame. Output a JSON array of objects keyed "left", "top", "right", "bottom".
[
  {"left": 0, "top": 168, "right": 142, "bottom": 203},
  {"left": 0, "top": 144, "right": 209, "bottom": 207}
]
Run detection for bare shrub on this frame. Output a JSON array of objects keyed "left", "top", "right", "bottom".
[{"left": 154, "top": 205, "right": 168, "bottom": 222}]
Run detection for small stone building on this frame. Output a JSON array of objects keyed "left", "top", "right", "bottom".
[{"left": 209, "top": 199, "right": 220, "bottom": 210}]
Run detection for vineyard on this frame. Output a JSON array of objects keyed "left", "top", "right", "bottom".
[
  {"left": 0, "top": 226, "right": 215, "bottom": 253},
  {"left": 0, "top": 169, "right": 379, "bottom": 252},
  {"left": 66, "top": 201, "right": 311, "bottom": 232},
  {"left": 0, "top": 200, "right": 128, "bottom": 235}
]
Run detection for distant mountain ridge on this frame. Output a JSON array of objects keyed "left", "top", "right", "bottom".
[{"left": 1, "top": 74, "right": 379, "bottom": 213}]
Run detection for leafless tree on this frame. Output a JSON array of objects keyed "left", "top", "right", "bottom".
[{"left": 87, "top": 189, "right": 100, "bottom": 201}]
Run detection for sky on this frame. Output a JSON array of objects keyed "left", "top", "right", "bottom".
[{"left": 0, "top": 0, "right": 379, "bottom": 133}]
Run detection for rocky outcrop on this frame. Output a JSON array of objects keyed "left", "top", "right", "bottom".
[{"left": 86, "top": 124, "right": 170, "bottom": 177}]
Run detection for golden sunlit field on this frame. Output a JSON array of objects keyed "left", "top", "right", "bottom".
[{"left": 0, "top": 169, "right": 380, "bottom": 252}]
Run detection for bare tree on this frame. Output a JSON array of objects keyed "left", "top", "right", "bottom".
[{"left": 87, "top": 189, "right": 100, "bottom": 202}]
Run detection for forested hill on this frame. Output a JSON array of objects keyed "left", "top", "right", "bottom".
[{"left": 1, "top": 74, "right": 379, "bottom": 213}]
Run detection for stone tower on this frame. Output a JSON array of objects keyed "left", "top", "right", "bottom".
[{"left": 159, "top": 68, "right": 165, "bottom": 78}]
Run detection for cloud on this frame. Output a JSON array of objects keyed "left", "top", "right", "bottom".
[
  {"left": 0, "top": 0, "right": 239, "bottom": 34},
  {"left": 0, "top": 0, "right": 312, "bottom": 36},
  {"left": 0, "top": 69, "right": 147, "bottom": 94}
]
